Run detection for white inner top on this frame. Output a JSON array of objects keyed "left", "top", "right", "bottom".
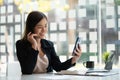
[{"left": 33, "top": 54, "right": 49, "bottom": 73}]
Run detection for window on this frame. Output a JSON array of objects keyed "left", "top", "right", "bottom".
[{"left": 0, "top": 0, "right": 120, "bottom": 73}]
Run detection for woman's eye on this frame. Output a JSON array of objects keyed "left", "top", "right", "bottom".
[
  {"left": 37, "top": 25, "right": 42, "bottom": 28},
  {"left": 38, "top": 27, "right": 42, "bottom": 29},
  {"left": 45, "top": 26, "right": 47, "bottom": 28},
  {"left": 37, "top": 25, "right": 47, "bottom": 29}
]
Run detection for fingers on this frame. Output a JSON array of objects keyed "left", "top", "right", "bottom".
[
  {"left": 72, "top": 47, "right": 82, "bottom": 64},
  {"left": 75, "top": 44, "right": 81, "bottom": 53},
  {"left": 77, "top": 44, "right": 81, "bottom": 50},
  {"left": 27, "top": 32, "right": 31, "bottom": 39},
  {"left": 73, "top": 44, "right": 82, "bottom": 57},
  {"left": 27, "top": 32, "right": 39, "bottom": 39},
  {"left": 76, "top": 44, "right": 81, "bottom": 52}
]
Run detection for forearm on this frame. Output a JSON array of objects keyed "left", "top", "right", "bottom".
[{"left": 71, "top": 57, "right": 77, "bottom": 64}]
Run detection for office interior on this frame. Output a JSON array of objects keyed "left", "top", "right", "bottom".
[{"left": 0, "top": 0, "right": 120, "bottom": 76}]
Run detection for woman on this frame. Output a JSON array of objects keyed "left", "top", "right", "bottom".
[{"left": 16, "top": 11, "right": 82, "bottom": 74}]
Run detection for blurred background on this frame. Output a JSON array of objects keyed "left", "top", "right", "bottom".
[{"left": 0, "top": 0, "right": 120, "bottom": 76}]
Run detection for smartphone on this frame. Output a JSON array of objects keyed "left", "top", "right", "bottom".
[{"left": 72, "top": 37, "right": 81, "bottom": 56}]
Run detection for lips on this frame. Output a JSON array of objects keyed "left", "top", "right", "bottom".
[{"left": 38, "top": 33, "right": 45, "bottom": 38}]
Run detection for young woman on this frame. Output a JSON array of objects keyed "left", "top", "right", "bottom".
[{"left": 16, "top": 11, "right": 82, "bottom": 74}]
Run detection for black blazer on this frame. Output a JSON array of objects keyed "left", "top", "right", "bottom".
[{"left": 16, "top": 39, "right": 75, "bottom": 74}]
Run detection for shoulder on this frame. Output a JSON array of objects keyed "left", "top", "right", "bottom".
[
  {"left": 41, "top": 39, "right": 54, "bottom": 48},
  {"left": 16, "top": 39, "right": 29, "bottom": 46}
]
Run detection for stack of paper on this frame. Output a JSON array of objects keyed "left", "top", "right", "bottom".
[
  {"left": 56, "top": 70, "right": 88, "bottom": 76},
  {"left": 55, "top": 69, "right": 119, "bottom": 76}
]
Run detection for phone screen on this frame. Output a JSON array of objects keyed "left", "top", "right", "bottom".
[{"left": 72, "top": 37, "right": 81, "bottom": 56}]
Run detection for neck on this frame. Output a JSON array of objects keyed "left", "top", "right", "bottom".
[{"left": 36, "top": 38, "right": 41, "bottom": 43}]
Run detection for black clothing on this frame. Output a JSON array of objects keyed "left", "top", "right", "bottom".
[{"left": 16, "top": 39, "right": 75, "bottom": 74}]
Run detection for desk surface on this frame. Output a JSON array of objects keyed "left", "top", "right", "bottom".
[
  {"left": 0, "top": 70, "right": 120, "bottom": 80},
  {"left": 0, "top": 62, "right": 120, "bottom": 80}
]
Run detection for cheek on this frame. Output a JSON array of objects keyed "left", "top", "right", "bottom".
[
  {"left": 34, "top": 29, "right": 41, "bottom": 34},
  {"left": 45, "top": 28, "right": 48, "bottom": 32}
]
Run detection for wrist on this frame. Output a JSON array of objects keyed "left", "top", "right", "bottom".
[
  {"left": 32, "top": 45, "right": 38, "bottom": 50},
  {"left": 72, "top": 57, "right": 77, "bottom": 64}
]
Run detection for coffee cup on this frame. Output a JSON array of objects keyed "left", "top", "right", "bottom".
[{"left": 83, "top": 61, "right": 94, "bottom": 69}]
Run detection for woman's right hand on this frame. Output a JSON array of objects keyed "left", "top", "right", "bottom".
[{"left": 27, "top": 32, "right": 39, "bottom": 50}]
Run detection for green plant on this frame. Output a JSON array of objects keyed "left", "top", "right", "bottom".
[{"left": 102, "top": 52, "right": 110, "bottom": 63}]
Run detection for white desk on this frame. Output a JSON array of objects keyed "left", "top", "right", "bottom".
[
  {"left": 22, "top": 73, "right": 119, "bottom": 80},
  {"left": 0, "top": 62, "right": 120, "bottom": 80},
  {"left": 0, "top": 70, "right": 120, "bottom": 80}
]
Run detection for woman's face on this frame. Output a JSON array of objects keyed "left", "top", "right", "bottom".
[{"left": 34, "top": 18, "right": 48, "bottom": 39}]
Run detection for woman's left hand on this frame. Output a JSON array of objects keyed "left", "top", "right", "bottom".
[{"left": 71, "top": 44, "right": 82, "bottom": 64}]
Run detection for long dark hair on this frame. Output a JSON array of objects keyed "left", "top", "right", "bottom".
[{"left": 22, "top": 11, "right": 47, "bottom": 40}]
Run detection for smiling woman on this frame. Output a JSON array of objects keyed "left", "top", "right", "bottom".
[{"left": 16, "top": 11, "right": 82, "bottom": 74}]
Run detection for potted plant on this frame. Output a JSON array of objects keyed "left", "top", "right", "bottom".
[{"left": 102, "top": 51, "right": 110, "bottom": 64}]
